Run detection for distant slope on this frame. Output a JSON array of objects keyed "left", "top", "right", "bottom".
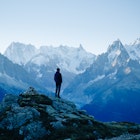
[{"left": 0, "top": 53, "right": 49, "bottom": 96}]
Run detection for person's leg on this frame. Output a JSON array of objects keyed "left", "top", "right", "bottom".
[
  {"left": 58, "top": 84, "right": 61, "bottom": 98},
  {"left": 55, "top": 83, "right": 58, "bottom": 97}
]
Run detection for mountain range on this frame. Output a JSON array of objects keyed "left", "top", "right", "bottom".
[
  {"left": 0, "top": 43, "right": 95, "bottom": 101},
  {"left": 1, "top": 38, "right": 140, "bottom": 123},
  {"left": 63, "top": 38, "right": 140, "bottom": 123},
  {"left": 4, "top": 42, "right": 95, "bottom": 91}
]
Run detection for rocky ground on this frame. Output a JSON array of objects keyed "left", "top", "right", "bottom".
[{"left": 0, "top": 87, "right": 140, "bottom": 140}]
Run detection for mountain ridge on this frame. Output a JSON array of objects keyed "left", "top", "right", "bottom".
[
  {"left": 4, "top": 42, "right": 96, "bottom": 91},
  {"left": 63, "top": 39, "right": 140, "bottom": 123},
  {"left": 4, "top": 42, "right": 96, "bottom": 74}
]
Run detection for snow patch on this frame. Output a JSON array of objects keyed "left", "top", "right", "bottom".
[
  {"left": 116, "top": 50, "right": 121, "bottom": 55},
  {"left": 126, "top": 58, "right": 130, "bottom": 62},
  {"left": 124, "top": 67, "right": 131, "bottom": 74},
  {"left": 108, "top": 70, "right": 117, "bottom": 79},
  {"left": 37, "top": 73, "right": 43, "bottom": 78},
  {"left": 30, "top": 54, "right": 49, "bottom": 66},
  {"left": 87, "top": 75, "right": 105, "bottom": 86},
  {"left": 112, "top": 59, "right": 117, "bottom": 67},
  {"left": 108, "top": 49, "right": 121, "bottom": 65}
]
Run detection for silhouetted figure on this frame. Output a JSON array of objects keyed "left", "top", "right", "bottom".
[{"left": 54, "top": 68, "right": 62, "bottom": 98}]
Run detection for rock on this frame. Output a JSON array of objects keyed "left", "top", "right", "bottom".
[
  {"left": 106, "top": 134, "right": 140, "bottom": 140},
  {"left": 46, "top": 105, "right": 56, "bottom": 115},
  {"left": 0, "top": 87, "right": 140, "bottom": 140},
  {"left": 0, "top": 105, "right": 40, "bottom": 130},
  {"left": 50, "top": 121, "right": 65, "bottom": 129},
  {"left": 19, "top": 121, "right": 48, "bottom": 140},
  {"left": 23, "top": 87, "right": 38, "bottom": 95},
  {"left": 1, "top": 94, "right": 18, "bottom": 108},
  {"left": 51, "top": 97, "right": 77, "bottom": 112}
]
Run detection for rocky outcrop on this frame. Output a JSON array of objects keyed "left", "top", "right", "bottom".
[{"left": 0, "top": 87, "right": 140, "bottom": 140}]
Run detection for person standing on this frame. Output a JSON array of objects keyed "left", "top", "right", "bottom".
[{"left": 54, "top": 68, "right": 62, "bottom": 98}]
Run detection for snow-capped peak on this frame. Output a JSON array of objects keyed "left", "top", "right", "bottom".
[
  {"left": 132, "top": 38, "right": 140, "bottom": 45},
  {"left": 125, "top": 38, "right": 140, "bottom": 61},
  {"left": 107, "top": 40, "right": 129, "bottom": 67},
  {"left": 107, "top": 39, "right": 124, "bottom": 53},
  {"left": 78, "top": 44, "right": 84, "bottom": 50},
  {"left": 4, "top": 42, "right": 37, "bottom": 65},
  {"left": 38, "top": 44, "right": 95, "bottom": 74},
  {"left": 4, "top": 42, "right": 96, "bottom": 74}
]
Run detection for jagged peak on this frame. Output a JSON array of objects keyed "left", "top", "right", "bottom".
[
  {"left": 4, "top": 42, "right": 37, "bottom": 65},
  {"left": 8, "top": 42, "right": 35, "bottom": 49},
  {"left": 79, "top": 44, "right": 84, "bottom": 50},
  {"left": 132, "top": 38, "right": 140, "bottom": 45},
  {"left": 107, "top": 39, "right": 125, "bottom": 53},
  {"left": 106, "top": 39, "right": 130, "bottom": 66},
  {"left": 113, "top": 39, "right": 122, "bottom": 45}
]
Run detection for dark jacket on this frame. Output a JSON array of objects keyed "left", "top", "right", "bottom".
[{"left": 54, "top": 71, "right": 62, "bottom": 84}]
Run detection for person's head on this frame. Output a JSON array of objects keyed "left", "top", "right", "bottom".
[{"left": 57, "top": 68, "right": 60, "bottom": 72}]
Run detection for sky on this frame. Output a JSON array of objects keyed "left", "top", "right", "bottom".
[{"left": 0, "top": 0, "right": 140, "bottom": 55}]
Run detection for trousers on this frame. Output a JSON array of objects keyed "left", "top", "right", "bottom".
[{"left": 55, "top": 83, "right": 61, "bottom": 98}]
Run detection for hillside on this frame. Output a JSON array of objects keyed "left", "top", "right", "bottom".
[{"left": 0, "top": 87, "right": 140, "bottom": 140}]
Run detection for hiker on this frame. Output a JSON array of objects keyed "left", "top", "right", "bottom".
[{"left": 54, "top": 68, "right": 62, "bottom": 98}]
